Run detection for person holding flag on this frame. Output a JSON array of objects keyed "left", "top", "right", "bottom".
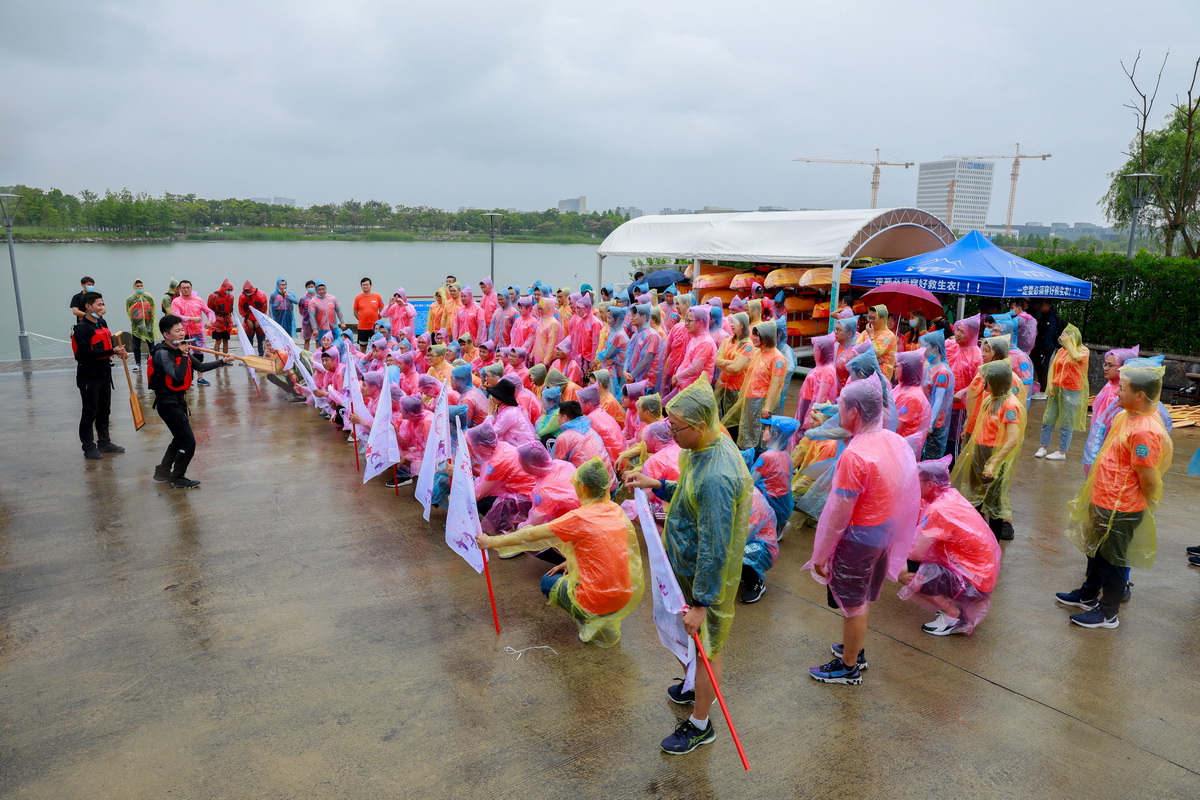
[
  {"left": 624, "top": 378, "right": 753, "bottom": 755},
  {"left": 477, "top": 457, "right": 644, "bottom": 648}
]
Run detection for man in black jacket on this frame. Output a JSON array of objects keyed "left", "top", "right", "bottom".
[
  {"left": 73, "top": 291, "right": 128, "bottom": 459},
  {"left": 1031, "top": 299, "right": 1062, "bottom": 400},
  {"left": 150, "top": 314, "right": 232, "bottom": 488}
]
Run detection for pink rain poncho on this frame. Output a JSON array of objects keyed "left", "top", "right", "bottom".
[
  {"left": 626, "top": 305, "right": 664, "bottom": 385},
  {"left": 517, "top": 443, "right": 581, "bottom": 526},
  {"left": 893, "top": 349, "right": 932, "bottom": 458},
  {"left": 397, "top": 396, "right": 432, "bottom": 472},
  {"left": 531, "top": 299, "right": 564, "bottom": 366},
  {"left": 950, "top": 316, "right": 982, "bottom": 411},
  {"left": 833, "top": 315, "right": 860, "bottom": 392},
  {"left": 796, "top": 332, "right": 839, "bottom": 431},
  {"left": 742, "top": 487, "right": 780, "bottom": 582},
  {"left": 579, "top": 384, "right": 626, "bottom": 466},
  {"left": 919, "top": 329, "right": 955, "bottom": 461},
  {"left": 549, "top": 337, "right": 583, "bottom": 384},
  {"left": 491, "top": 396, "right": 539, "bottom": 449},
  {"left": 570, "top": 293, "right": 603, "bottom": 366},
  {"left": 898, "top": 455, "right": 1003, "bottom": 635},
  {"left": 454, "top": 286, "right": 486, "bottom": 342},
  {"left": 509, "top": 298, "right": 538, "bottom": 355},
  {"left": 552, "top": 414, "right": 615, "bottom": 480},
  {"left": 640, "top": 420, "right": 682, "bottom": 482},
  {"left": 1082, "top": 346, "right": 1140, "bottom": 470},
  {"left": 671, "top": 305, "right": 718, "bottom": 393},
  {"left": 478, "top": 277, "right": 498, "bottom": 326},
  {"left": 469, "top": 422, "right": 536, "bottom": 534},
  {"left": 803, "top": 378, "right": 920, "bottom": 616},
  {"left": 621, "top": 380, "right": 651, "bottom": 442},
  {"left": 659, "top": 296, "right": 694, "bottom": 393}
]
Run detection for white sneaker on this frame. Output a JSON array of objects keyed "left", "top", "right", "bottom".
[
  {"left": 925, "top": 615, "right": 965, "bottom": 636},
  {"left": 920, "top": 611, "right": 948, "bottom": 633},
  {"left": 130, "top": 364, "right": 140, "bottom": 372},
  {"left": 1034, "top": 447, "right": 1047, "bottom": 458},
  {"left": 1046, "top": 451, "right": 1067, "bottom": 461},
  {"left": 1032, "top": 392, "right": 1047, "bottom": 401}
]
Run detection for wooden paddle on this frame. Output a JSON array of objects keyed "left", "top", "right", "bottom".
[
  {"left": 187, "top": 344, "right": 282, "bottom": 374},
  {"left": 113, "top": 331, "right": 146, "bottom": 431}
]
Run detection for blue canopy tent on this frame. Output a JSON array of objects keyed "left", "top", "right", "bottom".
[{"left": 849, "top": 230, "right": 1092, "bottom": 300}]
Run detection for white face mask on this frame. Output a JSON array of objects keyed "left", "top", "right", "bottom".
[{"left": 908, "top": 318, "right": 918, "bottom": 327}]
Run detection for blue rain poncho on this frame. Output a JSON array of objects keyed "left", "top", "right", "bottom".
[
  {"left": 657, "top": 378, "right": 754, "bottom": 656},
  {"left": 846, "top": 344, "right": 896, "bottom": 431}
]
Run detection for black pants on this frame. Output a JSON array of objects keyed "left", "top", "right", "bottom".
[
  {"left": 1032, "top": 349, "right": 1051, "bottom": 392},
  {"left": 78, "top": 375, "right": 112, "bottom": 450},
  {"left": 157, "top": 399, "right": 196, "bottom": 479},
  {"left": 132, "top": 337, "right": 144, "bottom": 365},
  {"left": 266, "top": 373, "right": 300, "bottom": 396},
  {"left": 1080, "top": 506, "right": 1143, "bottom": 618},
  {"left": 247, "top": 331, "right": 265, "bottom": 356}
]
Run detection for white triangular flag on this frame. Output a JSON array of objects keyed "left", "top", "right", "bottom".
[
  {"left": 415, "top": 383, "right": 451, "bottom": 520},
  {"left": 445, "top": 420, "right": 485, "bottom": 573},
  {"left": 634, "top": 488, "right": 696, "bottom": 691},
  {"left": 363, "top": 392, "right": 401, "bottom": 483}
]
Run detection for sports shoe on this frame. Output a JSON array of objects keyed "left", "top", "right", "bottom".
[
  {"left": 385, "top": 476, "right": 413, "bottom": 488},
  {"left": 497, "top": 550, "right": 524, "bottom": 559},
  {"left": 741, "top": 577, "right": 766, "bottom": 604},
  {"left": 998, "top": 520, "right": 1015, "bottom": 541},
  {"left": 1186, "top": 545, "right": 1200, "bottom": 556},
  {"left": 197, "top": 378, "right": 211, "bottom": 386},
  {"left": 1034, "top": 447, "right": 1048, "bottom": 458},
  {"left": 660, "top": 718, "right": 715, "bottom": 755},
  {"left": 830, "top": 643, "right": 868, "bottom": 669},
  {"left": 1189, "top": 555, "right": 1200, "bottom": 567},
  {"left": 1032, "top": 392, "right": 1047, "bottom": 401},
  {"left": 153, "top": 465, "right": 171, "bottom": 482},
  {"left": 1070, "top": 608, "right": 1119, "bottom": 628},
  {"left": 923, "top": 612, "right": 965, "bottom": 636},
  {"left": 130, "top": 364, "right": 140, "bottom": 372},
  {"left": 667, "top": 679, "right": 695, "bottom": 705},
  {"left": 810, "top": 658, "right": 862, "bottom": 685},
  {"left": 1122, "top": 581, "right": 1133, "bottom": 603},
  {"left": 1055, "top": 590, "right": 1098, "bottom": 610},
  {"left": 83, "top": 448, "right": 102, "bottom": 460},
  {"left": 98, "top": 442, "right": 125, "bottom": 453},
  {"left": 169, "top": 477, "right": 201, "bottom": 489},
  {"left": 1045, "top": 451, "right": 1066, "bottom": 461}
]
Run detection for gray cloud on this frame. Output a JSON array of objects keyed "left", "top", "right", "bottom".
[{"left": 3, "top": 0, "right": 1195, "bottom": 224}]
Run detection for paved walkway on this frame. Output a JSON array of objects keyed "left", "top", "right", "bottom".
[{"left": 2, "top": 367, "right": 1199, "bottom": 799}]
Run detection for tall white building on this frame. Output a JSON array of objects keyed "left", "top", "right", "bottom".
[
  {"left": 558, "top": 196, "right": 587, "bottom": 214},
  {"left": 915, "top": 159, "right": 994, "bottom": 232}
]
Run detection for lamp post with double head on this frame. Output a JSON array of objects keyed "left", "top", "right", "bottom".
[{"left": 0, "top": 194, "right": 30, "bottom": 360}]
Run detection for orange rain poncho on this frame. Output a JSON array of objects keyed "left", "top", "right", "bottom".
[
  {"left": 1044, "top": 323, "right": 1089, "bottom": 432},
  {"left": 951, "top": 361, "right": 1026, "bottom": 521}
]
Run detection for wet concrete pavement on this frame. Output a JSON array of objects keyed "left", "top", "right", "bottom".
[{"left": 3, "top": 364, "right": 1200, "bottom": 799}]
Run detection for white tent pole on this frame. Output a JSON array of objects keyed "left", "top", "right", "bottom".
[
  {"left": 596, "top": 253, "right": 604, "bottom": 290},
  {"left": 956, "top": 294, "right": 966, "bottom": 322},
  {"left": 829, "top": 258, "right": 844, "bottom": 333}
]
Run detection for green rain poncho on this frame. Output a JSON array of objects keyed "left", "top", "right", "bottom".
[
  {"left": 951, "top": 360, "right": 1026, "bottom": 520},
  {"left": 125, "top": 279, "right": 156, "bottom": 343},
  {"left": 491, "top": 458, "right": 644, "bottom": 647},
  {"left": 660, "top": 378, "right": 753, "bottom": 656},
  {"left": 1064, "top": 359, "right": 1173, "bottom": 569},
  {"left": 161, "top": 277, "right": 180, "bottom": 315},
  {"left": 1045, "top": 323, "right": 1090, "bottom": 432}
]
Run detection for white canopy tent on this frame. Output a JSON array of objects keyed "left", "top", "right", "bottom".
[{"left": 595, "top": 208, "right": 955, "bottom": 314}]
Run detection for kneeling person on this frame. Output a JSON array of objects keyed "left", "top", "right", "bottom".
[{"left": 477, "top": 457, "right": 644, "bottom": 647}]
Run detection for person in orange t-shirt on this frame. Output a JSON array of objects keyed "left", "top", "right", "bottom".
[
  {"left": 352, "top": 277, "right": 385, "bottom": 351},
  {"left": 1036, "top": 323, "right": 1089, "bottom": 461}
]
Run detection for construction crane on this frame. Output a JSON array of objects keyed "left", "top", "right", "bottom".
[
  {"left": 945, "top": 179, "right": 957, "bottom": 227},
  {"left": 793, "top": 149, "right": 914, "bottom": 209},
  {"left": 943, "top": 143, "right": 1051, "bottom": 236}
]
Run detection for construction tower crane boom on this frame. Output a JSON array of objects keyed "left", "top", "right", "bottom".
[
  {"left": 793, "top": 148, "right": 914, "bottom": 209},
  {"left": 942, "top": 143, "right": 1051, "bottom": 236}
]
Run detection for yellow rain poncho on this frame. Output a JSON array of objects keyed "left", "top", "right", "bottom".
[
  {"left": 1045, "top": 323, "right": 1089, "bottom": 432},
  {"left": 492, "top": 458, "right": 644, "bottom": 647},
  {"left": 951, "top": 360, "right": 1026, "bottom": 520},
  {"left": 661, "top": 378, "right": 754, "bottom": 656},
  {"left": 1065, "top": 359, "right": 1173, "bottom": 569}
]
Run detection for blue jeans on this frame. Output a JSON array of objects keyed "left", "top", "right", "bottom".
[
  {"left": 1040, "top": 424, "right": 1074, "bottom": 452},
  {"left": 540, "top": 573, "right": 564, "bottom": 597}
]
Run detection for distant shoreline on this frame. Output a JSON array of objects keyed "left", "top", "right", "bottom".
[{"left": 7, "top": 229, "right": 601, "bottom": 246}]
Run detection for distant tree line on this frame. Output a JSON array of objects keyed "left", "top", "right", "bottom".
[{"left": 0, "top": 184, "right": 631, "bottom": 238}]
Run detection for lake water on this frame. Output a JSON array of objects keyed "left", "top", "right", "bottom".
[{"left": 0, "top": 241, "right": 635, "bottom": 360}]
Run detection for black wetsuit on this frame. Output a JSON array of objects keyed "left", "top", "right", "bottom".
[
  {"left": 150, "top": 341, "right": 225, "bottom": 480},
  {"left": 73, "top": 316, "right": 116, "bottom": 453}
]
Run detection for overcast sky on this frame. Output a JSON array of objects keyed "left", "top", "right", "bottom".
[{"left": 3, "top": 0, "right": 1197, "bottom": 226}]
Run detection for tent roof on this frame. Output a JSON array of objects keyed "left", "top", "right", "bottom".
[
  {"left": 596, "top": 208, "right": 954, "bottom": 265},
  {"left": 849, "top": 230, "right": 1093, "bottom": 300}
]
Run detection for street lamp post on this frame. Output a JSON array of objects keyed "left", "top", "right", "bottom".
[
  {"left": 482, "top": 212, "right": 504, "bottom": 285},
  {"left": 0, "top": 194, "right": 31, "bottom": 360},
  {"left": 1119, "top": 173, "right": 1159, "bottom": 295}
]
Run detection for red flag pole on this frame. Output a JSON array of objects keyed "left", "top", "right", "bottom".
[
  {"left": 481, "top": 549, "right": 501, "bottom": 634},
  {"left": 693, "top": 632, "right": 750, "bottom": 771},
  {"left": 394, "top": 465, "right": 400, "bottom": 496},
  {"left": 350, "top": 400, "right": 360, "bottom": 470}
]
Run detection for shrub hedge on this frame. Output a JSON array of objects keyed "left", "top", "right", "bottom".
[{"left": 1023, "top": 250, "right": 1200, "bottom": 357}]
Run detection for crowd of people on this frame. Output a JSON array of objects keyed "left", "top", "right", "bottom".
[{"left": 69, "top": 269, "right": 1187, "bottom": 756}]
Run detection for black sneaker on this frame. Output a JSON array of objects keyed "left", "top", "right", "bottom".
[
  {"left": 385, "top": 476, "right": 413, "bottom": 489},
  {"left": 1189, "top": 555, "right": 1200, "bottom": 567},
  {"left": 98, "top": 442, "right": 125, "bottom": 454},
  {"left": 1055, "top": 590, "right": 1098, "bottom": 610},
  {"left": 153, "top": 465, "right": 171, "bottom": 482},
  {"left": 1070, "top": 608, "right": 1119, "bottom": 629},
  {"left": 1122, "top": 581, "right": 1133, "bottom": 603},
  {"left": 830, "top": 642, "right": 868, "bottom": 669},
  {"left": 809, "top": 657, "right": 862, "bottom": 685},
  {"left": 1186, "top": 545, "right": 1200, "bottom": 556},
  {"left": 741, "top": 577, "right": 766, "bottom": 604},
  {"left": 83, "top": 448, "right": 103, "bottom": 460},
  {"left": 660, "top": 718, "right": 715, "bottom": 755},
  {"left": 666, "top": 679, "right": 694, "bottom": 705},
  {"left": 998, "top": 521, "right": 1014, "bottom": 541},
  {"left": 169, "top": 477, "right": 201, "bottom": 489}
]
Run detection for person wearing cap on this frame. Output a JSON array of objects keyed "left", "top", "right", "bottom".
[{"left": 487, "top": 378, "right": 538, "bottom": 448}]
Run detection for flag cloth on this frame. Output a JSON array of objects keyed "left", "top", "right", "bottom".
[
  {"left": 343, "top": 359, "right": 373, "bottom": 441},
  {"left": 294, "top": 358, "right": 330, "bottom": 413},
  {"left": 251, "top": 307, "right": 300, "bottom": 369},
  {"left": 415, "top": 383, "right": 451, "bottom": 520},
  {"left": 236, "top": 329, "right": 260, "bottom": 392},
  {"left": 363, "top": 393, "right": 400, "bottom": 483},
  {"left": 634, "top": 488, "right": 696, "bottom": 691},
  {"left": 446, "top": 421, "right": 486, "bottom": 573}
]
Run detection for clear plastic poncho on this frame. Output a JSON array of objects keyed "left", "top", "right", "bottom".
[
  {"left": 1064, "top": 359, "right": 1173, "bottom": 569},
  {"left": 1045, "top": 323, "right": 1089, "bottom": 432},
  {"left": 742, "top": 487, "right": 779, "bottom": 581},
  {"left": 660, "top": 378, "right": 754, "bottom": 656},
  {"left": 950, "top": 360, "right": 1026, "bottom": 520},
  {"left": 802, "top": 378, "right": 920, "bottom": 616}
]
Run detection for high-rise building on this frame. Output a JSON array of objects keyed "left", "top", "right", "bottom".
[
  {"left": 272, "top": 197, "right": 296, "bottom": 207},
  {"left": 915, "top": 159, "right": 994, "bottom": 232},
  {"left": 616, "top": 206, "right": 644, "bottom": 219},
  {"left": 558, "top": 196, "right": 587, "bottom": 214}
]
